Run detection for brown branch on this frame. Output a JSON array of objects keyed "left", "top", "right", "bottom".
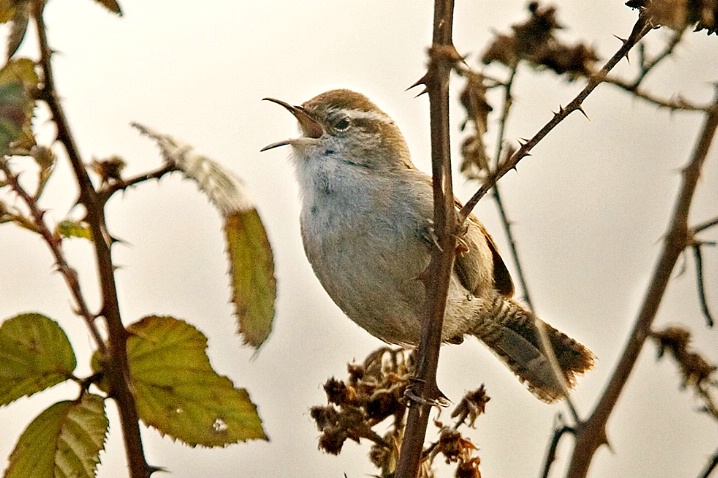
[
  {"left": 691, "top": 243, "right": 715, "bottom": 327},
  {"left": 697, "top": 446, "right": 718, "bottom": 478},
  {"left": 458, "top": 15, "right": 653, "bottom": 223},
  {"left": 565, "top": 87, "right": 718, "bottom": 478},
  {"left": 694, "top": 216, "right": 718, "bottom": 233},
  {"left": 482, "top": 64, "right": 587, "bottom": 419},
  {"left": 0, "top": 161, "right": 106, "bottom": 354},
  {"left": 603, "top": 76, "right": 713, "bottom": 112},
  {"left": 32, "top": 1, "right": 151, "bottom": 476},
  {"left": 395, "top": 1, "right": 456, "bottom": 477},
  {"left": 489, "top": 63, "right": 536, "bottom": 312},
  {"left": 98, "top": 162, "right": 178, "bottom": 204},
  {"left": 540, "top": 422, "right": 575, "bottom": 478},
  {"left": 633, "top": 28, "right": 683, "bottom": 87},
  {"left": 597, "top": 29, "right": 713, "bottom": 113}
]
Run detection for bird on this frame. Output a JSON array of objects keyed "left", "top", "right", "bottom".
[{"left": 261, "top": 89, "right": 594, "bottom": 402}]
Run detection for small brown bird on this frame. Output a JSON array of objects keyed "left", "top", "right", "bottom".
[{"left": 262, "top": 89, "right": 594, "bottom": 402}]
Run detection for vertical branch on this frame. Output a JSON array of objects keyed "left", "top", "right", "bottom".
[
  {"left": 491, "top": 62, "right": 535, "bottom": 311},
  {"left": 32, "top": 1, "right": 150, "bottom": 476},
  {"left": 565, "top": 91, "right": 718, "bottom": 478},
  {"left": 395, "top": 1, "right": 456, "bottom": 477}
]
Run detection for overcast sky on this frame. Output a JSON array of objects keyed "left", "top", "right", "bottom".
[{"left": 1, "top": 1, "right": 717, "bottom": 478}]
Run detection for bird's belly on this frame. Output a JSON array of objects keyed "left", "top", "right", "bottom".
[{"left": 300, "top": 204, "right": 429, "bottom": 344}]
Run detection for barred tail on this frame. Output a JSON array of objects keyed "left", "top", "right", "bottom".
[{"left": 473, "top": 295, "right": 595, "bottom": 402}]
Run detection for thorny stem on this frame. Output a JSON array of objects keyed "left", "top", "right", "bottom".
[
  {"left": 595, "top": 28, "right": 713, "bottom": 114},
  {"left": 489, "top": 61, "right": 581, "bottom": 422},
  {"left": 603, "top": 76, "right": 714, "bottom": 112},
  {"left": 0, "top": 162, "right": 106, "bottom": 355},
  {"left": 458, "top": 15, "right": 653, "bottom": 222},
  {"left": 98, "top": 162, "right": 178, "bottom": 204},
  {"left": 565, "top": 86, "right": 718, "bottom": 478},
  {"left": 395, "top": 1, "right": 456, "bottom": 477},
  {"left": 490, "top": 62, "right": 536, "bottom": 312},
  {"left": 33, "top": 1, "right": 151, "bottom": 476},
  {"left": 691, "top": 243, "right": 715, "bottom": 327}
]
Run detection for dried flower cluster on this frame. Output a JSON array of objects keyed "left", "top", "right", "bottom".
[
  {"left": 627, "top": 0, "right": 718, "bottom": 34},
  {"left": 457, "top": 2, "right": 600, "bottom": 178},
  {"left": 481, "top": 2, "right": 599, "bottom": 78},
  {"left": 310, "top": 347, "right": 490, "bottom": 477},
  {"left": 458, "top": 72, "right": 493, "bottom": 179},
  {"left": 650, "top": 326, "right": 718, "bottom": 418},
  {"left": 90, "top": 155, "right": 126, "bottom": 185}
]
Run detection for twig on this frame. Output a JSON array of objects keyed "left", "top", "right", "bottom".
[
  {"left": 490, "top": 63, "right": 583, "bottom": 421},
  {"left": 32, "top": 1, "right": 151, "bottom": 476},
  {"left": 633, "top": 28, "right": 683, "bottom": 87},
  {"left": 0, "top": 161, "right": 106, "bottom": 354},
  {"left": 395, "top": 1, "right": 457, "bottom": 477},
  {"left": 490, "top": 63, "right": 536, "bottom": 312},
  {"left": 98, "top": 162, "right": 178, "bottom": 204},
  {"left": 696, "top": 383, "right": 718, "bottom": 421},
  {"left": 694, "top": 217, "right": 718, "bottom": 233},
  {"left": 602, "top": 29, "right": 714, "bottom": 113},
  {"left": 565, "top": 84, "right": 718, "bottom": 478},
  {"left": 697, "top": 446, "right": 718, "bottom": 478},
  {"left": 691, "top": 243, "right": 715, "bottom": 327},
  {"left": 540, "top": 422, "right": 575, "bottom": 478},
  {"left": 603, "top": 76, "right": 713, "bottom": 112},
  {"left": 458, "top": 15, "right": 653, "bottom": 222}
]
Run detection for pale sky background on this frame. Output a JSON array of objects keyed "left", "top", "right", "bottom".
[{"left": 1, "top": 1, "right": 717, "bottom": 478}]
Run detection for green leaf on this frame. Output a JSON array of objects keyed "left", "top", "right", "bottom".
[
  {"left": 5, "top": 394, "right": 109, "bottom": 478},
  {"left": 56, "top": 219, "right": 93, "bottom": 241},
  {"left": 0, "top": 0, "right": 18, "bottom": 23},
  {"left": 132, "top": 123, "right": 277, "bottom": 348},
  {"left": 93, "top": 316, "right": 267, "bottom": 446},
  {"left": 0, "top": 58, "right": 38, "bottom": 155},
  {"left": 226, "top": 210, "right": 276, "bottom": 348},
  {"left": 0, "top": 313, "right": 77, "bottom": 406},
  {"left": 5, "top": 0, "right": 30, "bottom": 60}
]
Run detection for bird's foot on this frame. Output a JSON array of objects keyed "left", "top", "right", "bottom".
[
  {"left": 420, "top": 220, "right": 443, "bottom": 252},
  {"left": 404, "top": 376, "right": 450, "bottom": 408}
]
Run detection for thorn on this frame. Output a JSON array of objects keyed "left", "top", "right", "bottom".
[
  {"left": 576, "top": 104, "right": 590, "bottom": 120},
  {"left": 613, "top": 35, "right": 628, "bottom": 45},
  {"left": 148, "top": 465, "right": 169, "bottom": 475},
  {"left": 407, "top": 73, "right": 429, "bottom": 91}
]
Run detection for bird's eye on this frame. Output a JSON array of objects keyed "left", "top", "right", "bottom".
[{"left": 333, "top": 116, "right": 351, "bottom": 131}]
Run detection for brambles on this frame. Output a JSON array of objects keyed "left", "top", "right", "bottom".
[{"left": 310, "top": 347, "right": 489, "bottom": 478}]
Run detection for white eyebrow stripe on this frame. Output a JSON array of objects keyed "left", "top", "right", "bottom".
[{"left": 328, "top": 107, "right": 393, "bottom": 124}]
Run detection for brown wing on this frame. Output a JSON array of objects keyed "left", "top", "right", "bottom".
[
  {"left": 453, "top": 204, "right": 515, "bottom": 298},
  {"left": 476, "top": 218, "right": 515, "bottom": 297}
]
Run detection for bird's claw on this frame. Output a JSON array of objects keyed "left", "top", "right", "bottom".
[
  {"left": 404, "top": 376, "right": 450, "bottom": 408},
  {"left": 421, "top": 220, "right": 443, "bottom": 252}
]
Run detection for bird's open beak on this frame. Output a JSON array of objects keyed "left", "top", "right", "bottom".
[{"left": 260, "top": 98, "right": 324, "bottom": 152}]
